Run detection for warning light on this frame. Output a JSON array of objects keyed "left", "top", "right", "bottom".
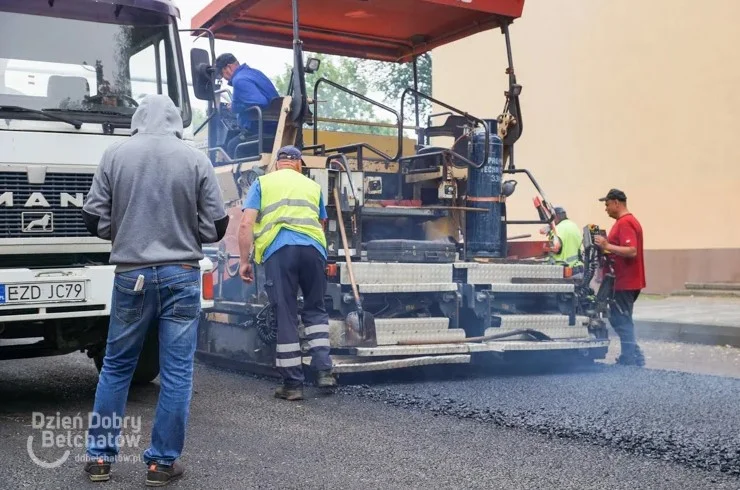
[
  {"left": 202, "top": 272, "right": 214, "bottom": 300},
  {"left": 326, "top": 263, "right": 338, "bottom": 277}
]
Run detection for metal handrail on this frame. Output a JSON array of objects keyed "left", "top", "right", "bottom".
[
  {"left": 400, "top": 87, "right": 489, "bottom": 169},
  {"left": 315, "top": 116, "right": 416, "bottom": 131},
  {"left": 233, "top": 105, "right": 265, "bottom": 158},
  {"left": 312, "top": 77, "right": 403, "bottom": 162},
  {"left": 320, "top": 142, "right": 395, "bottom": 164}
]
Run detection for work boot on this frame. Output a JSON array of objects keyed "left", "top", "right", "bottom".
[
  {"left": 84, "top": 458, "right": 111, "bottom": 482},
  {"left": 316, "top": 370, "right": 337, "bottom": 388},
  {"left": 274, "top": 384, "right": 304, "bottom": 401},
  {"left": 145, "top": 462, "right": 184, "bottom": 487},
  {"left": 616, "top": 345, "right": 645, "bottom": 367}
]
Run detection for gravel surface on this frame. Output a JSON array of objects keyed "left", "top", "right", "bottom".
[
  {"left": 1, "top": 351, "right": 739, "bottom": 489},
  {"left": 338, "top": 358, "right": 740, "bottom": 477}
]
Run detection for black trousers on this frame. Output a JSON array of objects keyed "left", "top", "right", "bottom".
[
  {"left": 609, "top": 290, "right": 642, "bottom": 356},
  {"left": 264, "top": 245, "right": 332, "bottom": 386}
]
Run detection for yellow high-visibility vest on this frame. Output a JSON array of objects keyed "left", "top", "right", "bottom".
[
  {"left": 550, "top": 218, "right": 583, "bottom": 267},
  {"left": 252, "top": 168, "right": 327, "bottom": 264}
]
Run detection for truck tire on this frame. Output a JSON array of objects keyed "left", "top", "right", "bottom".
[{"left": 93, "top": 328, "right": 160, "bottom": 385}]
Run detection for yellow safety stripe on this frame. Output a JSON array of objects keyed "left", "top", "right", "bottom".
[{"left": 260, "top": 198, "right": 319, "bottom": 221}]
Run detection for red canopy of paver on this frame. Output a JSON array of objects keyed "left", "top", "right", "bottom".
[{"left": 191, "top": 0, "right": 525, "bottom": 63}]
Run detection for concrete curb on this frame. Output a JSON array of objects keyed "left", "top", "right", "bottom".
[{"left": 635, "top": 320, "right": 740, "bottom": 348}]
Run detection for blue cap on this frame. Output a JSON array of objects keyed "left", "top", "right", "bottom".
[{"left": 277, "top": 145, "right": 302, "bottom": 160}]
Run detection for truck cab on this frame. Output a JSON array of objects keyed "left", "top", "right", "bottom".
[{"left": 0, "top": 0, "right": 214, "bottom": 383}]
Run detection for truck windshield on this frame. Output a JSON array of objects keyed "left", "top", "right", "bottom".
[{"left": 0, "top": 9, "right": 188, "bottom": 126}]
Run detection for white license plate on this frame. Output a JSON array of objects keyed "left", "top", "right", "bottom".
[{"left": 0, "top": 281, "right": 87, "bottom": 305}]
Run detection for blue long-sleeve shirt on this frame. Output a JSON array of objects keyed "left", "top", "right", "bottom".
[{"left": 229, "top": 64, "right": 279, "bottom": 136}]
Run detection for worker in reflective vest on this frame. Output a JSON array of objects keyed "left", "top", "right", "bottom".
[
  {"left": 541, "top": 206, "right": 584, "bottom": 275},
  {"left": 237, "top": 145, "right": 335, "bottom": 401}
]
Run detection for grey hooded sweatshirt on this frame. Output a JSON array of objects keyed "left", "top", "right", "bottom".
[{"left": 82, "top": 94, "right": 228, "bottom": 271}]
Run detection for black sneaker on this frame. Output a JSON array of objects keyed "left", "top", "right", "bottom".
[
  {"left": 84, "top": 458, "right": 111, "bottom": 482},
  {"left": 274, "top": 384, "right": 304, "bottom": 401},
  {"left": 146, "top": 462, "right": 184, "bottom": 487},
  {"left": 316, "top": 370, "right": 337, "bottom": 388}
]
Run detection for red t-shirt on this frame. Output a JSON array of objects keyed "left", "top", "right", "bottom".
[{"left": 607, "top": 213, "right": 646, "bottom": 291}]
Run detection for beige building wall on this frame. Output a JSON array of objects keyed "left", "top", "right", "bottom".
[{"left": 432, "top": 0, "right": 740, "bottom": 293}]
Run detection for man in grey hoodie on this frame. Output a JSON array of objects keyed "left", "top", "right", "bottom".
[{"left": 80, "top": 94, "right": 228, "bottom": 486}]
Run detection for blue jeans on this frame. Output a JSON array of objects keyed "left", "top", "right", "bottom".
[{"left": 86, "top": 265, "right": 201, "bottom": 466}]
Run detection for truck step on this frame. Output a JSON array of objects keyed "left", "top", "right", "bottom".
[
  {"left": 315, "top": 354, "right": 472, "bottom": 373},
  {"left": 377, "top": 329, "right": 467, "bottom": 345},
  {"left": 357, "top": 283, "right": 458, "bottom": 293},
  {"left": 351, "top": 339, "right": 609, "bottom": 357},
  {"left": 488, "top": 314, "right": 592, "bottom": 340},
  {"left": 487, "top": 283, "right": 575, "bottom": 293},
  {"left": 340, "top": 262, "right": 453, "bottom": 285},
  {"left": 328, "top": 317, "right": 456, "bottom": 347},
  {"left": 329, "top": 317, "right": 450, "bottom": 334},
  {"left": 489, "top": 339, "right": 610, "bottom": 352},
  {"left": 455, "top": 262, "right": 564, "bottom": 284},
  {"left": 496, "top": 314, "right": 589, "bottom": 329},
  {"left": 375, "top": 317, "right": 450, "bottom": 332},
  {"left": 485, "top": 326, "right": 590, "bottom": 340}
]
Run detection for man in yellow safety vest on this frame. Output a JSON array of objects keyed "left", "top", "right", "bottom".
[
  {"left": 542, "top": 206, "right": 584, "bottom": 275},
  {"left": 237, "top": 145, "right": 335, "bottom": 401}
]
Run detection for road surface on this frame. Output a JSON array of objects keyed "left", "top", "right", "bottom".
[{"left": 0, "top": 336, "right": 739, "bottom": 489}]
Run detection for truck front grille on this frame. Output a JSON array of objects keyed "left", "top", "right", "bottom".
[{"left": 0, "top": 172, "right": 94, "bottom": 238}]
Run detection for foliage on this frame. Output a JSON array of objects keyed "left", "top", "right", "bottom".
[
  {"left": 367, "top": 53, "right": 433, "bottom": 126},
  {"left": 191, "top": 107, "right": 207, "bottom": 130},
  {"left": 271, "top": 52, "right": 432, "bottom": 137}
]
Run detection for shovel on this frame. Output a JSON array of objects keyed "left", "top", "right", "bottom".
[{"left": 332, "top": 185, "right": 377, "bottom": 347}]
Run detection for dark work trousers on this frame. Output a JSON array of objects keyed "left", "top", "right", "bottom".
[
  {"left": 609, "top": 290, "right": 643, "bottom": 358},
  {"left": 263, "top": 244, "right": 332, "bottom": 386}
]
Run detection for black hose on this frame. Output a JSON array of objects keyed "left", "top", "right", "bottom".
[{"left": 581, "top": 248, "right": 598, "bottom": 288}]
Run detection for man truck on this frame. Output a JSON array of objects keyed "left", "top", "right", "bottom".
[{"left": 0, "top": 0, "right": 214, "bottom": 383}]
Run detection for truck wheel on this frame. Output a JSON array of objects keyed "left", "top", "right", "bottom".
[{"left": 93, "top": 329, "right": 160, "bottom": 385}]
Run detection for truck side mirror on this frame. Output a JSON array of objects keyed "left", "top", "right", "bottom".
[{"left": 190, "top": 48, "right": 213, "bottom": 101}]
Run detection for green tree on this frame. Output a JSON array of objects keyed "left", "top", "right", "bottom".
[
  {"left": 191, "top": 107, "right": 207, "bottom": 130},
  {"left": 367, "top": 53, "right": 433, "bottom": 127},
  {"left": 272, "top": 53, "right": 396, "bottom": 136},
  {"left": 271, "top": 52, "right": 432, "bottom": 138}
]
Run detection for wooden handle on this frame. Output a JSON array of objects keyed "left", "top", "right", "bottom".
[{"left": 333, "top": 186, "right": 360, "bottom": 302}]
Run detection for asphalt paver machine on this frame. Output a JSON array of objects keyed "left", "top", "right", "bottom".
[{"left": 187, "top": 0, "right": 613, "bottom": 377}]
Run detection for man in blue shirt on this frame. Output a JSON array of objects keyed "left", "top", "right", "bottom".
[
  {"left": 239, "top": 146, "right": 335, "bottom": 400},
  {"left": 215, "top": 53, "right": 280, "bottom": 159}
]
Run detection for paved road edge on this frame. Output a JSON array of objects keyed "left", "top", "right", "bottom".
[{"left": 635, "top": 320, "right": 740, "bottom": 348}]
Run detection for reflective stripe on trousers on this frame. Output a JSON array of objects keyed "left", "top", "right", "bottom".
[
  {"left": 264, "top": 245, "right": 332, "bottom": 386},
  {"left": 304, "top": 323, "right": 330, "bottom": 351},
  {"left": 275, "top": 342, "right": 303, "bottom": 368}
]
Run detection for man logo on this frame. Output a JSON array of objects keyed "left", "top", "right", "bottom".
[{"left": 22, "top": 212, "right": 54, "bottom": 233}]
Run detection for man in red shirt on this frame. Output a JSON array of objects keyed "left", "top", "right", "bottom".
[{"left": 594, "top": 188, "right": 646, "bottom": 367}]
